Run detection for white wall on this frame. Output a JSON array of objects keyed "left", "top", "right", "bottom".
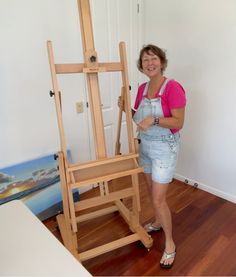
[
  {"left": 0, "top": 0, "right": 85, "bottom": 167},
  {"left": 142, "top": 0, "right": 236, "bottom": 202}
]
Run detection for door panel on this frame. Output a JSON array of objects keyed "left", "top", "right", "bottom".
[{"left": 90, "top": 0, "right": 139, "bottom": 157}]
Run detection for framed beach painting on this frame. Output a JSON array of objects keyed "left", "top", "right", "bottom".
[{"left": 0, "top": 152, "right": 79, "bottom": 221}]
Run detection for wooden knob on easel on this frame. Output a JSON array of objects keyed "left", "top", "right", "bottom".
[{"left": 49, "top": 90, "right": 55, "bottom": 97}]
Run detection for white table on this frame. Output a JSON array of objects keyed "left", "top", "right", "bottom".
[{"left": 0, "top": 200, "right": 92, "bottom": 276}]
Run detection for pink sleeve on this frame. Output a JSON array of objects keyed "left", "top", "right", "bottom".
[
  {"left": 134, "top": 83, "right": 147, "bottom": 110},
  {"left": 163, "top": 80, "right": 186, "bottom": 134},
  {"left": 165, "top": 80, "right": 186, "bottom": 109}
]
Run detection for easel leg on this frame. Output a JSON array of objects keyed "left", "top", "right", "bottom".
[
  {"left": 130, "top": 174, "right": 153, "bottom": 249},
  {"left": 56, "top": 214, "right": 78, "bottom": 257},
  {"left": 57, "top": 152, "right": 78, "bottom": 257}
]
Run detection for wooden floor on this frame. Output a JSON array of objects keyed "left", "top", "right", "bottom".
[{"left": 43, "top": 174, "right": 236, "bottom": 276}]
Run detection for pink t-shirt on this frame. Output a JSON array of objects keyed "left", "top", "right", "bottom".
[{"left": 134, "top": 79, "right": 186, "bottom": 133}]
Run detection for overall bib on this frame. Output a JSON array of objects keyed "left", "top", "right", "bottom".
[{"left": 133, "top": 79, "right": 180, "bottom": 184}]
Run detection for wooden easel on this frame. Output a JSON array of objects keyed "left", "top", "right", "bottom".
[{"left": 47, "top": 0, "right": 153, "bottom": 262}]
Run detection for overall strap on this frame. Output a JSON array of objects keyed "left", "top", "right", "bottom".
[
  {"left": 143, "top": 82, "right": 149, "bottom": 96},
  {"left": 159, "top": 78, "right": 171, "bottom": 96},
  {"left": 143, "top": 78, "right": 171, "bottom": 97}
]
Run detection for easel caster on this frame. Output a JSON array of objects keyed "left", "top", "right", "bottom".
[
  {"left": 136, "top": 241, "right": 152, "bottom": 251},
  {"left": 136, "top": 240, "right": 145, "bottom": 248},
  {"left": 136, "top": 233, "right": 153, "bottom": 249}
]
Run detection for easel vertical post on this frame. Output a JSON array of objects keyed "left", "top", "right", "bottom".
[
  {"left": 119, "top": 42, "right": 136, "bottom": 153},
  {"left": 77, "top": 0, "right": 106, "bottom": 159},
  {"left": 47, "top": 41, "right": 68, "bottom": 161}
]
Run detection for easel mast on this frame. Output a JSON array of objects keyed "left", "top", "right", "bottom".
[
  {"left": 47, "top": 0, "right": 152, "bottom": 262},
  {"left": 77, "top": 0, "right": 106, "bottom": 158}
]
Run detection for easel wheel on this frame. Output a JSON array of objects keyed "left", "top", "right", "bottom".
[{"left": 136, "top": 239, "right": 153, "bottom": 250}]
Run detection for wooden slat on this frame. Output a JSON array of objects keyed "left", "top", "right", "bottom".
[
  {"left": 100, "top": 62, "right": 122, "bottom": 71},
  {"left": 86, "top": 73, "right": 107, "bottom": 158},
  {"left": 115, "top": 200, "right": 132, "bottom": 226},
  {"left": 55, "top": 63, "right": 84, "bottom": 74},
  {"left": 55, "top": 62, "right": 122, "bottom": 74},
  {"left": 47, "top": 41, "right": 68, "bottom": 159},
  {"left": 115, "top": 86, "right": 125, "bottom": 155},
  {"left": 78, "top": 233, "right": 139, "bottom": 261},
  {"left": 131, "top": 173, "right": 141, "bottom": 212},
  {"left": 104, "top": 181, "right": 109, "bottom": 195},
  {"left": 74, "top": 187, "right": 135, "bottom": 211},
  {"left": 67, "top": 174, "right": 78, "bottom": 233},
  {"left": 76, "top": 206, "right": 118, "bottom": 223},
  {"left": 71, "top": 167, "right": 143, "bottom": 188},
  {"left": 98, "top": 182, "right": 105, "bottom": 196},
  {"left": 67, "top": 153, "right": 139, "bottom": 172},
  {"left": 77, "top": 0, "right": 106, "bottom": 159},
  {"left": 56, "top": 214, "right": 78, "bottom": 257},
  {"left": 70, "top": 158, "right": 142, "bottom": 187},
  {"left": 119, "top": 42, "right": 135, "bottom": 153},
  {"left": 77, "top": 0, "right": 94, "bottom": 52},
  {"left": 57, "top": 153, "right": 71, "bottom": 224}
]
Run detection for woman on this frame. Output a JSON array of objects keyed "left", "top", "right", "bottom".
[{"left": 120, "top": 44, "right": 186, "bottom": 269}]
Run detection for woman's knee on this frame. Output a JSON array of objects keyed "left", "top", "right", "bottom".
[
  {"left": 152, "top": 194, "right": 167, "bottom": 209},
  {"left": 152, "top": 183, "right": 169, "bottom": 208}
]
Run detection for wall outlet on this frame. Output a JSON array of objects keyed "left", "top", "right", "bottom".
[{"left": 76, "top": 101, "right": 84, "bottom": 113}]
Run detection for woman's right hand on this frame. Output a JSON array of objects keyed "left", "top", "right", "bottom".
[{"left": 117, "top": 96, "right": 124, "bottom": 111}]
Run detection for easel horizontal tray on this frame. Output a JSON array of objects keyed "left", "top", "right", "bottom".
[{"left": 69, "top": 155, "right": 142, "bottom": 187}]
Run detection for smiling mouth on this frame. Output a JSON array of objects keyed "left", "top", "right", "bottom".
[{"left": 147, "top": 67, "right": 156, "bottom": 71}]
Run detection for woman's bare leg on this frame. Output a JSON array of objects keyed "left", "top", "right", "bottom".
[
  {"left": 144, "top": 173, "right": 161, "bottom": 227},
  {"left": 152, "top": 182, "right": 176, "bottom": 266}
]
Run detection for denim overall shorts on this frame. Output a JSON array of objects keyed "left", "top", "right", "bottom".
[{"left": 133, "top": 79, "right": 180, "bottom": 184}]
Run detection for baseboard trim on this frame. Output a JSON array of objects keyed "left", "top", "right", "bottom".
[{"left": 174, "top": 173, "right": 236, "bottom": 204}]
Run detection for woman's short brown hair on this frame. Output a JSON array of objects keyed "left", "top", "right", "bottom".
[{"left": 137, "top": 44, "right": 168, "bottom": 74}]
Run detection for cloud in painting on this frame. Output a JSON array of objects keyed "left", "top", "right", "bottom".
[{"left": 0, "top": 173, "right": 14, "bottom": 183}]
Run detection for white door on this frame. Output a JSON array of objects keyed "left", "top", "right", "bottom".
[{"left": 89, "top": 0, "right": 140, "bottom": 157}]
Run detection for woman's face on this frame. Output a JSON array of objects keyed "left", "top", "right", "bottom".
[{"left": 141, "top": 51, "right": 162, "bottom": 79}]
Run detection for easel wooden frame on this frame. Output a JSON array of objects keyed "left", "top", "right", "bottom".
[{"left": 47, "top": 0, "right": 153, "bottom": 262}]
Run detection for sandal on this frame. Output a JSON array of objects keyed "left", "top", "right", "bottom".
[
  {"left": 160, "top": 249, "right": 176, "bottom": 269},
  {"left": 144, "top": 222, "right": 162, "bottom": 233}
]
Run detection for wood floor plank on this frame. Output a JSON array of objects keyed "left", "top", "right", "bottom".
[
  {"left": 186, "top": 235, "right": 230, "bottom": 276},
  {"left": 202, "top": 232, "right": 236, "bottom": 276}
]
